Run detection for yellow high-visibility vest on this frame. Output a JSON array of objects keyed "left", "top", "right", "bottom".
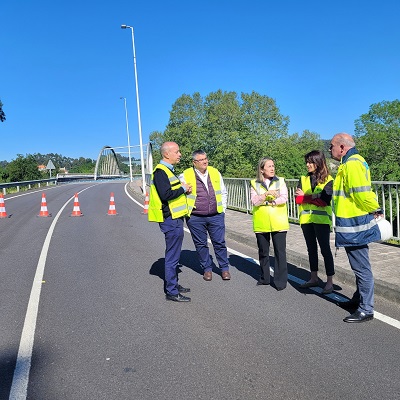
[
  {"left": 251, "top": 178, "right": 289, "bottom": 233},
  {"left": 298, "top": 175, "right": 333, "bottom": 227},
  {"left": 333, "top": 152, "right": 380, "bottom": 246},
  {"left": 182, "top": 166, "right": 223, "bottom": 217},
  {"left": 148, "top": 164, "right": 188, "bottom": 222}
]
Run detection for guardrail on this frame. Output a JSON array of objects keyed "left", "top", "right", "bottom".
[
  {"left": 224, "top": 178, "right": 400, "bottom": 240},
  {"left": 0, "top": 178, "right": 57, "bottom": 195},
  {"left": 3, "top": 175, "right": 399, "bottom": 240}
]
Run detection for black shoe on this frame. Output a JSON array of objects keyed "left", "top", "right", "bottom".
[
  {"left": 343, "top": 310, "right": 373, "bottom": 323},
  {"left": 177, "top": 285, "right": 190, "bottom": 293},
  {"left": 256, "top": 281, "right": 270, "bottom": 286},
  {"left": 337, "top": 299, "right": 360, "bottom": 309},
  {"left": 166, "top": 293, "right": 191, "bottom": 302}
]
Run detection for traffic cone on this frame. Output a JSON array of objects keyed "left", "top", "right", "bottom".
[
  {"left": 142, "top": 191, "right": 149, "bottom": 214},
  {"left": 38, "top": 193, "right": 51, "bottom": 217},
  {"left": 0, "top": 193, "right": 7, "bottom": 218},
  {"left": 107, "top": 192, "right": 117, "bottom": 216},
  {"left": 71, "top": 193, "right": 83, "bottom": 217}
]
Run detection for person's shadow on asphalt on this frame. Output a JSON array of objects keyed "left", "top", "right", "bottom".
[
  {"left": 228, "top": 253, "right": 344, "bottom": 302},
  {"left": 149, "top": 252, "right": 345, "bottom": 306},
  {"left": 149, "top": 250, "right": 203, "bottom": 293}
]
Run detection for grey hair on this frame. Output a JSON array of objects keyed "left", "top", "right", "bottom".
[{"left": 191, "top": 149, "right": 206, "bottom": 161}]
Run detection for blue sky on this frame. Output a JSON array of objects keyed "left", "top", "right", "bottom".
[{"left": 1, "top": 0, "right": 399, "bottom": 162}]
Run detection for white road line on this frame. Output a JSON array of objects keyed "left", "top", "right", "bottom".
[
  {"left": 223, "top": 242, "right": 400, "bottom": 329},
  {"left": 126, "top": 189, "right": 400, "bottom": 330},
  {"left": 9, "top": 185, "right": 96, "bottom": 400},
  {"left": 124, "top": 182, "right": 144, "bottom": 207},
  {"left": 4, "top": 187, "right": 56, "bottom": 201}
]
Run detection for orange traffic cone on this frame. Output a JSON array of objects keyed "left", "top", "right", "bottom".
[
  {"left": 71, "top": 193, "right": 83, "bottom": 217},
  {"left": 107, "top": 192, "right": 117, "bottom": 216},
  {"left": 38, "top": 193, "right": 51, "bottom": 217},
  {"left": 0, "top": 193, "right": 7, "bottom": 218},
  {"left": 142, "top": 191, "right": 149, "bottom": 214}
]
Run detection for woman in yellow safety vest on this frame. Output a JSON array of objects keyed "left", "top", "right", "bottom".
[
  {"left": 295, "top": 150, "right": 335, "bottom": 294},
  {"left": 250, "top": 157, "right": 289, "bottom": 291}
]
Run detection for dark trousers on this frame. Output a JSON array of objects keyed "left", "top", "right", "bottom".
[
  {"left": 186, "top": 213, "right": 229, "bottom": 272},
  {"left": 301, "top": 223, "right": 335, "bottom": 276},
  {"left": 159, "top": 216, "right": 184, "bottom": 296},
  {"left": 256, "top": 231, "right": 287, "bottom": 289}
]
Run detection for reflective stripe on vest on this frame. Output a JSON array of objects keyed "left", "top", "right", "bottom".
[
  {"left": 334, "top": 218, "right": 377, "bottom": 233},
  {"left": 183, "top": 166, "right": 223, "bottom": 216},
  {"left": 250, "top": 178, "right": 289, "bottom": 232},
  {"left": 148, "top": 164, "right": 188, "bottom": 222},
  {"left": 333, "top": 154, "right": 381, "bottom": 246},
  {"left": 298, "top": 175, "right": 333, "bottom": 227}
]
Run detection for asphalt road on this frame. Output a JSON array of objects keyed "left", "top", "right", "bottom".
[{"left": 1, "top": 181, "right": 400, "bottom": 400}]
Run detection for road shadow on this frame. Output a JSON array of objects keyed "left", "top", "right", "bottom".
[
  {"left": 228, "top": 252, "right": 344, "bottom": 302},
  {"left": 0, "top": 348, "right": 16, "bottom": 399},
  {"left": 149, "top": 251, "right": 202, "bottom": 293}
]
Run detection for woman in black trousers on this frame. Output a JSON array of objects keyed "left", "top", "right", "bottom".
[{"left": 295, "top": 150, "right": 335, "bottom": 294}]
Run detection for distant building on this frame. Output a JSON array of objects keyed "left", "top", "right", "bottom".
[{"left": 38, "top": 164, "right": 46, "bottom": 171}]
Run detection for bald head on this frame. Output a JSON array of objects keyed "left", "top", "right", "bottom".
[
  {"left": 160, "top": 141, "right": 182, "bottom": 166},
  {"left": 332, "top": 133, "right": 355, "bottom": 147},
  {"left": 329, "top": 132, "right": 356, "bottom": 161}
]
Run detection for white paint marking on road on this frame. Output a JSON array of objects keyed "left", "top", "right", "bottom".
[
  {"left": 128, "top": 192, "right": 400, "bottom": 331},
  {"left": 374, "top": 311, "right": 400, "bottom": 329},
  {"left": 9, "top": 185, "right": 96, "bottom": 400},
  {"left": 124, "top": 182, "right": 144, "bottom": 208},
  {"left": 223, "top": 245, "right": 400, "bottom": 330},
  {"left": 4, "top": 187, "right": 56, "bottom": 201}
]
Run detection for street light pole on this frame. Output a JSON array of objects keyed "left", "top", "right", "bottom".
[
  {"left": 120, "top": 97, "right": 133, "bottom": 182},
  {"left": 121, "top": 24, "right": 146, "bottom": 193}
]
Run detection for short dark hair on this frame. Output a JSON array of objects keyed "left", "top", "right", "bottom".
[{"left": 192, "top": 149, "right": 206, "bottom": 161}]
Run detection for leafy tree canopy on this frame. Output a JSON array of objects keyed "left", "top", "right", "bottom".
[
  {"left": 0, "top": 153, "right": 97, "bottom": 183},
  {"left": 355, "top": 99, "right": 400, "bottom": 181},
  {"left": 5, "top": 154, "right": 42, "bottom": 182},
  {"left": 150, "top": 90, "right": 322, "bottom": 179}
]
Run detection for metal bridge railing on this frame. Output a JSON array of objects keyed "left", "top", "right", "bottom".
[
  {"left": 224, "top": 178, "right": 400, "bottom": 240},
  {"left": 0, "top": 179, "right": 57, "bottom": 195}
]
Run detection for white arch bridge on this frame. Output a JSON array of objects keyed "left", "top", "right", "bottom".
[{"left": 94, "top": 143, "right": 153, "bottom": 180}]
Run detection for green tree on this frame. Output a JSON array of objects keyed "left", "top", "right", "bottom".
[
  {"left": 273, "top": 130, "right": 323, "bottom": 179},
  {"left": 163, "top": 92, "right": 207, "bottom": 169},
  {"left": 0, "top": 99, "right": 5, "bottom": 122},
  {"left": 148, "top": 130, "right": 166, "bottom": 165},
  {"left": 201, "top": 90, "right": 244, "bottom": 175},
  {"left": 69, "top": 157, "right": 96, "bottom": 173},
  {"left": 0, "top": 165, "right": 9, "bottom": 182},
  {"left": 354, "top": 100, "right": 400, "bottom": 180},
  {"left": 150, "top": 90, "right": 322, "bottom": 178},
  {"left": 239, "top": 91, "right": 290, "bottom": 177},
  {"left": 6, "top": 154, "right": 42, "bottom": 182}
]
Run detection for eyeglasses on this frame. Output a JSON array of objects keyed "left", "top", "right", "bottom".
[{"left": 193, "top": 157, "right": 208, "bottom": 162}]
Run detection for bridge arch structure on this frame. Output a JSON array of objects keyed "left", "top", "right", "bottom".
[{"left": 94, "top": 143, "right": 153, "bottom": 181}]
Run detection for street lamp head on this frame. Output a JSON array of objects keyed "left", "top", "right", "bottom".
[
  {"left": 120, "top": 97, "right": 125, "bottom": 100},
  {"left": 121, "top": 24, "right": 132, "bottom": 29}
]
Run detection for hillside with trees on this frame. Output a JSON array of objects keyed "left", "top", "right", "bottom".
[
  {"left": 150, "top": 90, "right": 323, "bottom": 179},
  {"left": 150, "top": 92, "right": 399, "bottom": 181},
  {"left": 2, "top": 94, "right": 399, "bottom": 183}
]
